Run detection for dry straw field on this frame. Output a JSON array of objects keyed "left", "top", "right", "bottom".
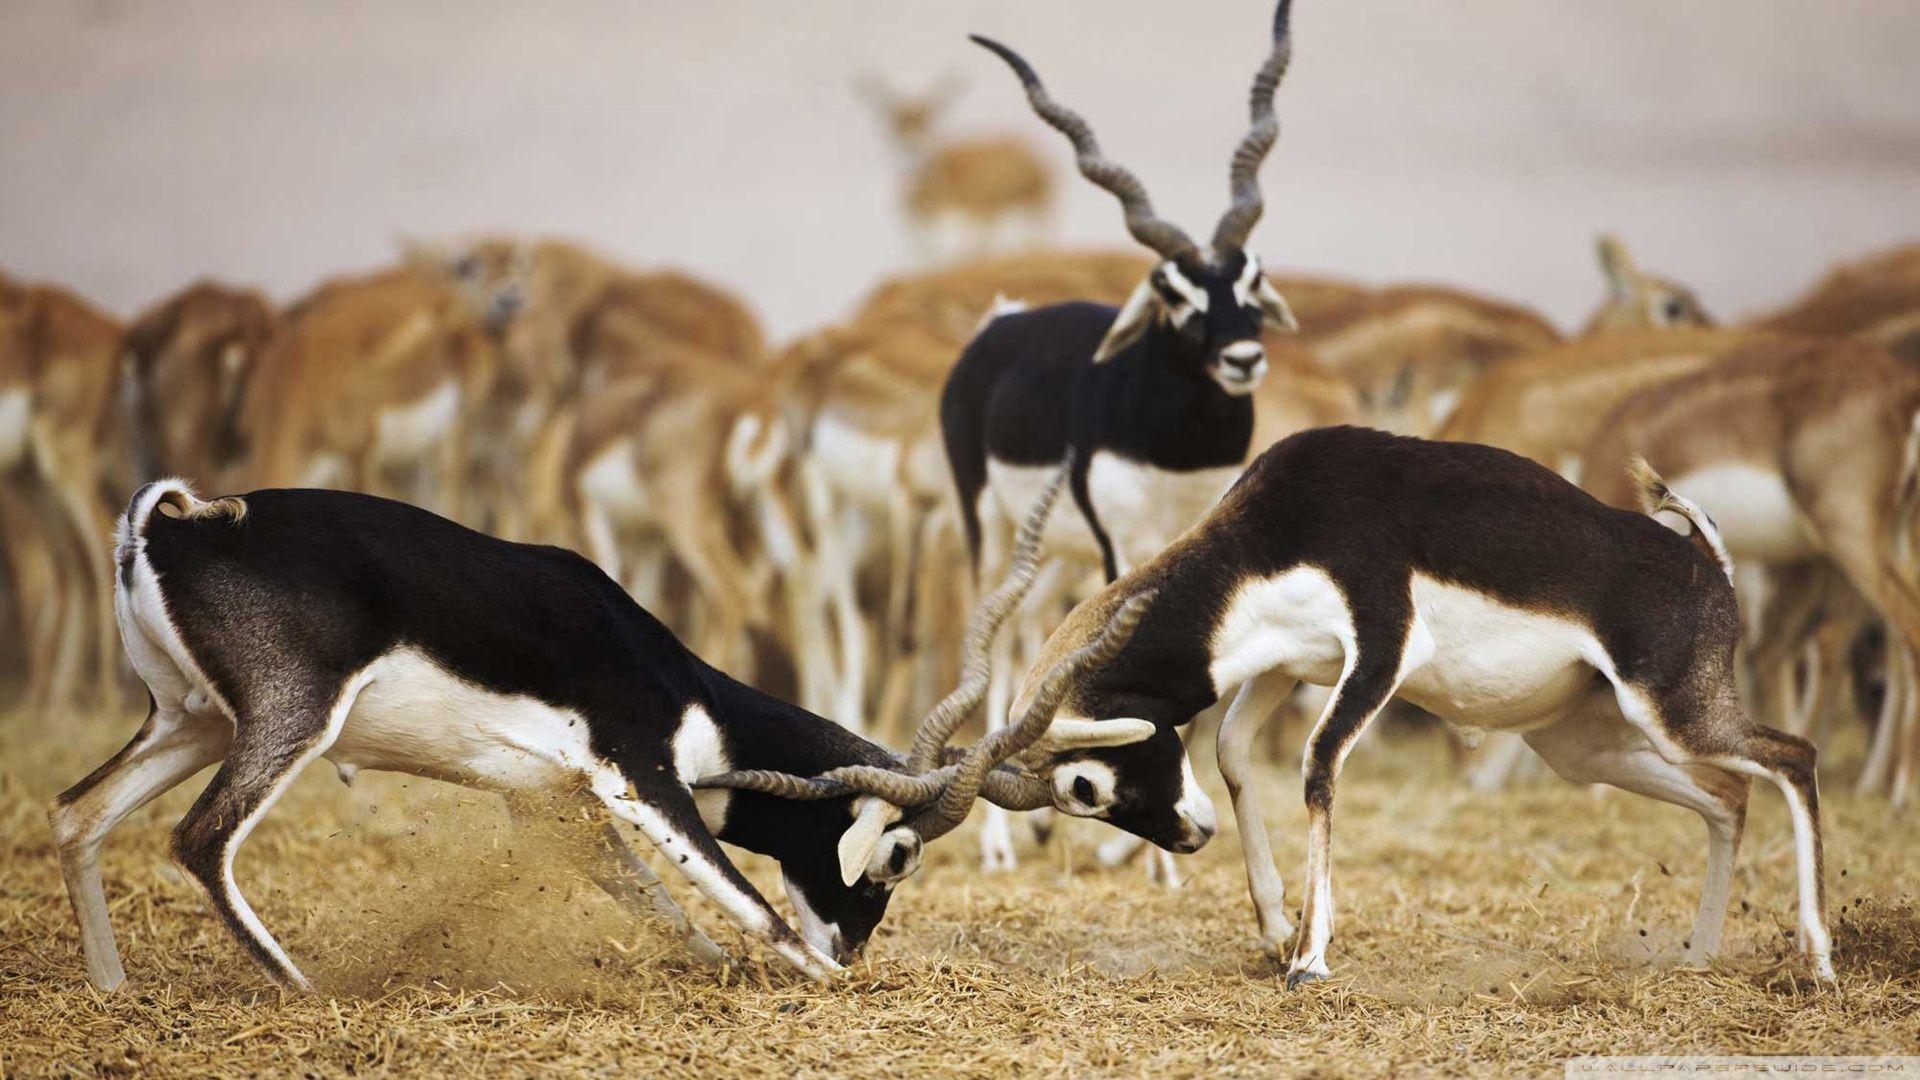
[{"left": 3, "top": 715, "right": 1915, "bottom": 1078}]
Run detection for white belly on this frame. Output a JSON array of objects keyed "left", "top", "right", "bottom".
[
  {"left": 0, "top": 388, "right": 28, "bottom": 469},
  {"left": 325, "top": 648, "right": 735, "bottom": 832},
  {"left": 328, "top": 648, "right": 601, "bottom": 791},
  {"left": 1396, "top": 575, "right": 1598, "bottom": 729},
  {"left": 985, "top": 458, "right": 1104, "bottom": 566},
  {"left": 577, "top": 440, "right": 651, "bottom": 524},
  {"left": 1087, "top": 453, "right": 1243, "bottom": 570},
  {"left": 1208, "top": 569, "right": 1600, "bottom": 731},
  {"left": 811, "top": 413, "right": 905, "bottom": 510},
  {"left": 374, "top": 380, "right": 462, "bottom": 466},
  {"left": 1668, "top": 463, "right": 1816, "bottom": 563}
]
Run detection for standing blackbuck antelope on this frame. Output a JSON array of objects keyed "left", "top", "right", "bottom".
[
  {"left": 1005, "top": 426, "right": 1834, "bottom": 986},
  {"left": 942, "top": 0, "right": 1300, "bottom": 870},
  {"left": 50, "top": 468, "right": 1148, "bottom": 990}
]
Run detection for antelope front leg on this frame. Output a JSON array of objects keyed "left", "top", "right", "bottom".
[
  {"left": 506, "top": 794, "right": 727, "bottom": 966},
  {"left": 1216, "top": 670, "right": 1300, "bottom": 956},
  {"left": 589, "top": 769, "right": 838, "bottom": 981},
  {"left": 1289, "top": 614, "right": 1424, "bottom": 987}
]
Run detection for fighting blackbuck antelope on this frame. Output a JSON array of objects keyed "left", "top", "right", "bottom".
[
  {"left": 49, "top": 467, "right": 1147, "bottom": 989},
  {"left": 857, "top": 72, "right": 1054, "bottom": 259},
  {"left": 942, "top": 0, "right": 1300, "bottom": 870},
  {"left": 1581, "top": 335, "right": 1920, "bottom": 806},
  {"left": 1001, "top": 426, "right": 1833, "bottom": 985}
]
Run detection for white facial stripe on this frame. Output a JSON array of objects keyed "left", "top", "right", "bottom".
[
  {"left": 1233, "top": 250, "right": 1262, "bottom": 308},
  {"left": 783, "top": 870, "right": 842, "bottom": 960},
  {"left": 1173, "top": 753, "right": 1217, "bottom": 835},
  {"left": 672, "top": 704, "right": 732, "bottom": 834},
  {"left": 1159, "top": 262, "right": 1208, "bottom": 314}
]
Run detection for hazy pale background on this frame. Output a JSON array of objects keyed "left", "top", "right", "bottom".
[{"left": 2, "top": 0, "right": 1917, "bottom": 337}]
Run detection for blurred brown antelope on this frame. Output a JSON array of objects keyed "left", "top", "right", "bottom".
[
  {"left": 121, "top": 281, "right": 279, "bottom": 484},
  {"left": 1581, "top": 336, "right": 1920, "bottom": 805},
  {"left": 858, "top": 73, "right": 1054, "bottom": 261},
  {"left": 0, "top": 278, "right": 128, "bottom": 713},
  {"left": 1757, "top": 240, "right": 1920, "bottom": 363},
  {"left": 230, "top": 264, "right": 508, "bottom": 519},
  {"left": 1580, "top": 234, "right": 1715, "bottom": 335}
]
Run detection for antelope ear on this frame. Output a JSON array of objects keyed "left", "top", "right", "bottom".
[
  {"left": 1035, "top": 717, "right": 1157, "bottom": 753},
  {"left": 396, "top": 234, "right": 450, "bottom": 268},
  {"left": 1255, "top": 275, "right": 1299, "bottom": 333},
  {"left": 1596, "top": 234, "right": 1637, "bottom": 300},
  {"left": 838, "top": 797, "right": 903, "bottom": 887},
  {"left": 1092, "top": 279, "right": 1161, "bottom": 363}
]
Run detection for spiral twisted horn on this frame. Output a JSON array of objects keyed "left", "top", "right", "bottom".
[
  {"left": 1211, "top": 0, "right": 1295, "bottom": 255},
  {"left": 695, "top": 761, "right": 1051, "bottom": 812},
  {"left": 970, "top": 35, "right": 1200, "bottom": 266},
  {"left": 904, "top": 457, "right": 1067, "bottom": 773},
  {"left": 908, "top": 590, "right": 1156, "bottom": 843}
]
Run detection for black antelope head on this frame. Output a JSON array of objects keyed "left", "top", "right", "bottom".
[{"left": 972, "top": 0, "right": 1301, "bottom": 395}]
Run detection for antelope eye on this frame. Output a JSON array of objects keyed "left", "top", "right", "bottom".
[
  {"left": 1662, "top": 297, "right": 1687, "bottom": 323},
  {"left": 1072, "top": 775, "right": 1096, "bottom": 805}
]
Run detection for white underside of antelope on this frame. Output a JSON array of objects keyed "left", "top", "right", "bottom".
[
  {"left": 577, "top": 440, "right": 651, "bottom": 524},
  {"left": 985, "top": 455, "right": 1243, "bottom": 573},
  {"left": 107, "top": 527, "right": 826, "bottom": 976},
  {"left": 1211, "top": 567, "right": 1607, "bottom": 733},
  {"left": 373, "top": 380, "right": 462, "bottom": 468},
  {"left": 0, "top": 388, "right": 29, "bottom": 468}
]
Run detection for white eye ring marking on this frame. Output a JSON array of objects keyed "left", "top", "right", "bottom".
[
  {"left": 1158, "top": 261, "right": 1209, "bottom": 314},
  {"left": 1053, "top": 761, "right": 1119, "bottom": 817},
  {"left": 1232, "top": 250, "right": 1263, "bottom": 309}
]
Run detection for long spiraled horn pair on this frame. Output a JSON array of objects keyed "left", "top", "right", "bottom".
[
  {"left": 695, "top": 458, "right": 1068, "bottom": 849},
  {"left": 972, "top": 0, "right": 1295, "bottom": 264},
  {"left": 691, "top": 760, "right": 1050, "bottom": 812},
  {"left": 1212, "top": 0, "right": 1295, "bottom": 254},
  {"left": 905, "top": 590, "right": 1154, "bottom": 844}
]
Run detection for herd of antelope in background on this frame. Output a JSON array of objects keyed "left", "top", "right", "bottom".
[{"left": 15, "top": 0, "right": 1920, "bottom": 991}]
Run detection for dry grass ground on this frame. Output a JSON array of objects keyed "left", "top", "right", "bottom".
[{"left": 3, "top": 712, "right": 1916, "bottom": 1078}]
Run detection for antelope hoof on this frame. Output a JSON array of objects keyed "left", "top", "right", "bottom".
[
  {"left": 1028, "top": 810, "right": 1056, "bottom": 847},
  {"left": 685, "top": 933, "right": 730, "bottom": 967}
]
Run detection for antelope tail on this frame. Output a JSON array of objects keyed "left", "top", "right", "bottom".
[{"left": 1626, "top": 455, "right": 1734, "bottom": 584}]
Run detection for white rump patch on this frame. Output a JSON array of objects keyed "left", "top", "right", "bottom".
[{"left": 1667, "top": 463, "right": 1816, "bottom": 563}]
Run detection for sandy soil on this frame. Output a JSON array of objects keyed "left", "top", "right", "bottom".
[{"left": 3, "top": 712, "right": 1915, "bottom": 1078}]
